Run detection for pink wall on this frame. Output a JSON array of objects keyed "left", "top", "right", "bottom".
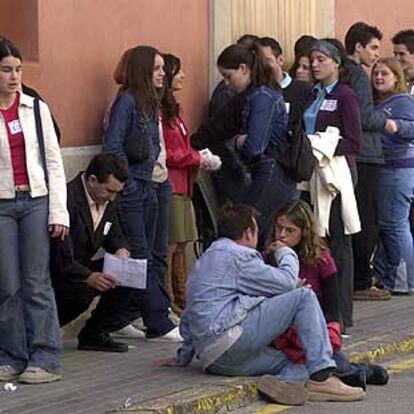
[
  {"left": 335, "top": 0, "right": 414, "bottom": 57},
  {"left": 19, "top": 0, "right": 209, "bottom": 147}
]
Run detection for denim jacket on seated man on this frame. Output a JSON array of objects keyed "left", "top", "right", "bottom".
[
  {"left": 176, "top": 237, "right": 299, "bottom": 369},
  {"left": 103, "top": 91, "right": 160, "bottom": 194}
]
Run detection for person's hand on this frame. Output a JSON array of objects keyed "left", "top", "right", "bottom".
[
  {"left": 151, "top": 358, "right": 181, "bottom": 367},
  {"left": 199, "top": 153, "right": 210, "bottom": 170},
  {"left": 49, "top": 224, "right": 69, "bottom": 241},
  {"left": 115, "top": 248, "right": 130, "bottom": 258},
  {"left": 86, "top": 272, "right": 119, "bottom": 292},
  {"left": 384, "top": 119, "right": 398, "bottom": 135},
  {"left": 297, "top": 278, "right": 311, "bottom": 289},
  {"left": 235, "top": 134, "right": 247, "bottom": 150}
]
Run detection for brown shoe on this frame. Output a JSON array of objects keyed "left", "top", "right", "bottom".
[
  {"left": 257, "top": 375, "right": 308, "bottom": 406},
  {"left": 18, "top": 367, "right": 63, "bottom": 384},
  {"left": 306, "top": 376, "right": 365, "bottom": 402},
  {"left": 353, "top": 287, "right": 391, "bottom": 301}
]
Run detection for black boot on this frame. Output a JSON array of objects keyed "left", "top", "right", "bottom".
[{"left": 355, "top": 363, "right": 389, "bottom": 385}]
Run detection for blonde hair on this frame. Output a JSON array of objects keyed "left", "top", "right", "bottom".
[{"left": 372, "top": 57, "right": 407, "bottom": 102}]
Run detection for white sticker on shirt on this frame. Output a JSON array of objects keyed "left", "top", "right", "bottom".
[
  {"left": 8, "top": 119, "right": 22, "bottom": 135},
  {"left": 410, "top": 85, "right": 414, "bottom": 96},
  {"left": 320, "top": 99, "right": 338, "bottom": 112},
  {"left": 285, "top": 102, "right": 290, "bottom": 114},
  {"left": 103, "top": 222, "right": 112, "bottom": 236}
]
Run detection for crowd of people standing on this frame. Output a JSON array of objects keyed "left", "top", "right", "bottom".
[{"left": 0, "top": 22, "right": 413, "bottom": 406}]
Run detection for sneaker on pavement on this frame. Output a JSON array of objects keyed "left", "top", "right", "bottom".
[
  {"left": 353, "top": 287, "right": 391, "bottom": 301},
  {"left": 78, "top": 333, "right": 129, "bottom": 352},
  {"left": 18, "top": 367, "right": 62, "bottom": 384},
  {"left": 0, "top": 365, "right": 22, "bottom": 382},
  {"left": 257, "top": 375, "right": 308, "bottom": 406},
  {"left": 146, "top": 326, "right": 183, "bottom": 343},
  {"left": 112, "top": 324, "right": 145, "bottom": 339},
  {"left": 306, "top": 375, "right": 365, "bottom": 402}
]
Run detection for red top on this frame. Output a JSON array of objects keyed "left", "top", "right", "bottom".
[
  {"left": 162, "top": 113, "right": 201, "bottom": 196},
  {"left": 0, "top": 93, "right": 29, "bottom": 186}
]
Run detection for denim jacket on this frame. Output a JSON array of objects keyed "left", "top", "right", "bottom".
[
  {"left": 103, "top": 92, "right": 160, "bottom": 193},
  {"left": 240, "top": 85, "right": 288, "bottom": 164},
  {"left": 176, "top": 238, "right": 299, "bottom": 367}
]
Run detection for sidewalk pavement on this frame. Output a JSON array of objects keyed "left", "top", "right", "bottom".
[{"left": 2, "top": 296, "right": 414, "bottom": 414}]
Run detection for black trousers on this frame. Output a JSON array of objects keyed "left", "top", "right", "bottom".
[{"left": 352, "top": 163, "right": 380, "bottom": 290}]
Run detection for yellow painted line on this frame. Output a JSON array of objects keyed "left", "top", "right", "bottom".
[
  {"left": 255, "top": 404, "right": 291, "bottom": 414},
  {"left": 387, "top": 357, "right": 414, "bottom": 374}
]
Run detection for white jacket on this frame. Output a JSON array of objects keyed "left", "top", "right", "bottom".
[
  {"left": 299, "top": 127, "right": 361, "bottom": 237},
  {"left": 0, "top": 92, "right": 69, "bottom": 226}
]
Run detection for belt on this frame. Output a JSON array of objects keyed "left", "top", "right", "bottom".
[{"left": 15, "top": 184, "right": 30, "bottom": 192}]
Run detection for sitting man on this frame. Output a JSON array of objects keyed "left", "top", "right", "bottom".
[
  {"left": 52, "top": 153, "right": 180, "bottom": 352},
  {"left": 165, "top": 204, "right": 365, "bottom": 405}
]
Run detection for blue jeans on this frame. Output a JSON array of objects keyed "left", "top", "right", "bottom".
[
  {"left": 118, "top": 179, "right": 173, "bottom": 336},
  {"left": 207, "top": 288, "right": 335, "bottom": 382},
  {"left": 373, "top": 167, "right": 414, "bottom": 291},
  {"left": 0, "top": 193, "right": 62, "bottom": 371},
  {"left": 152, "top": 180, "right": 172, "bottom": 286}
]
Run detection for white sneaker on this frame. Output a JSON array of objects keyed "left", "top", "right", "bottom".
[
  {"left": 112, "top": 324, "right": 145, "bottom": 339},
  {"left": 146, "top": 326, "right": 183, "bottom": 343},
  {"left": 0, "top": 365, "right": 21, "bottom": 382}
]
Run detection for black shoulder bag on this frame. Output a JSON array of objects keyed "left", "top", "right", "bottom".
[{"left": 34, "top": 98, "right": 49, "bottom": 186}]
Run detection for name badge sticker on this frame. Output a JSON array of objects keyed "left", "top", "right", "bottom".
[
  {"left": 320, "top": 99, "right": 337, "bottom": 112},
  {"left": 103, "top": 222, "right": 112, "bottom": 236},
  {"left": 285, "top": 102, "right": 290, "bottom": 114},
  {"left": 8, "top": 120, "right": 22, "bottom": 135}
]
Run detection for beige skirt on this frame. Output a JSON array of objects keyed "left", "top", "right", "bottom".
[{"left": 168, "top": 194, "right": 197, "bottom": 243}]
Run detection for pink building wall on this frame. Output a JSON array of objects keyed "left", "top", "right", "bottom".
[{"left": 1, "top": 0, "right": 209, "bottom": 147}]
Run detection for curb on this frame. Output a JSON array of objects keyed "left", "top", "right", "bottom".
[{"left": 109, "top": 335, "right": 414, "bottom": 414}]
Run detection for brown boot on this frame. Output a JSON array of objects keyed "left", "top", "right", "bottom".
[
  {"left": 353, "top": 287, "right": 391, "bottom": 301},
  {"left": 258, "top": 375, "right": 308, "bottom": 405},
  {"left": 172, "top": 248, "right": 188, "bottom": 312}
]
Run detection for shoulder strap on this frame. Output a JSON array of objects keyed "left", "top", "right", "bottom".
[{"left": 34, "top": 98, "right": 49, "bottom": 186}]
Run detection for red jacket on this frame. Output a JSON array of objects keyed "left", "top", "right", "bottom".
[{"left": 162, "top": 114, "right": 201, "bottom": 195}]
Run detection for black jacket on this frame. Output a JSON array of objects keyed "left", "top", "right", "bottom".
[{"left": 50, "top": 173, "right": 128, "bottom": 281}]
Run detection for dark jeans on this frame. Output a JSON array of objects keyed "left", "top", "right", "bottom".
[
  {"left": 352, "top": 164, "right": 380, "bottom": 290},
  {"left": 152, "top": 180, "right": 172, "bottom": 286},
  {"left": 118, "top": 179, "right": 174, "bottom": 336},
  {"left": 329, "top": 195, "right": 354, "bottom": 328}
]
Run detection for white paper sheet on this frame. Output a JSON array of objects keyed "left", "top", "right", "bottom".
[{"left": 103, "top": 253, "right": 147, "bottom": 289}]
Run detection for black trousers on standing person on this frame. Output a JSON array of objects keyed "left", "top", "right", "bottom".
[
  {"left": 352, "top": 163, "right": 380, "bottom": 290},
  {"left": 329, "top": 195, "right": 354, "bottom": 329}
]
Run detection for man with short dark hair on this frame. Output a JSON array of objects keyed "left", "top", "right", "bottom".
[
  {"left": 392, "top": 29, "right": 414, "bottom": 95},
  {"left": 52, "top": 153, "right": 180, "bottom": 352},
  {"left": 170, "top": 204, "right": 365, "bottom": 405},
  {"left": 343, "top": 22, "right": 393, "bottom": 301}
]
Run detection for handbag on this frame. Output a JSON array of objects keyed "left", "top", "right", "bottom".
[
  {"left": 123, "top": 131, "right": 150, "bottom": 163},
  {"left": 268, "top": 122, "right": 316, "bottom": 182}
]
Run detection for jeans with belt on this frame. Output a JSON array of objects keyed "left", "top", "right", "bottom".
[{"left": 0, "top": 193, "right": 62, "bottom": 371}]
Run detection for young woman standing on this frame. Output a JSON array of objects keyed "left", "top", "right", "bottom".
[{"left": 0, "top": 38, "right": 68, "bottom": 383}]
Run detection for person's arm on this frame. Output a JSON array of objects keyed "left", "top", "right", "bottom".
[
  {"left": 334, "top": 92, "right": 363, "bottom": 156},
  {"left": 351, "top": 70, "right": 387, "bottom": 132},
  {"left": 102, "top": 208, "right": 130, "bottom": 254},
  {"left": 236, "top": 247, "right": 299, "bottom": 296},
  {"left": 394, "top": 119, "right": 414, "bottom": 138},
  {"left": 164, "top": 120, "right": 201, "bottom": 169},
  {"left": 176, "top": 309, "right": 195, "bottom": 366},
  {"left": 102, "top": 93, "right": 133, "bottom": 161},
  {"left": 190, "top": 93, "right": 246, "bottom": 150},
  {"left": 321, "top": 273, "right": 340, "bottom": 322},
  {"left": 241, "top": 92, "right": 288, "bottom": 161},
  {"left": 40, "top": 100, "right": 69, "bottom": 229}
]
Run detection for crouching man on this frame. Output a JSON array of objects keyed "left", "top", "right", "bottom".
[{"left": 160, "top": 204, "right": 365, "bottom": 405}]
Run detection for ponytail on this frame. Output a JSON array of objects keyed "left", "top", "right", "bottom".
[{"left": 217, "top": 43, "right": 279, "bottom": 89}]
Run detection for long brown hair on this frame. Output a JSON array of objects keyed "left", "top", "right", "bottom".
[
  {"left": 270, "top": 200, "right": 327, "bottom": 266},
  {"left": 217, "top": 43, "right": 280, "bottom": 89},
  {"left": 161, "top": 53, "right": 181, "bottom": 126},
  {"left": 124, "top": 45, "right": 163, "bottom": 117},
  {"left": 372, "top": 57, "right": 407, "bottom": 102}
]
